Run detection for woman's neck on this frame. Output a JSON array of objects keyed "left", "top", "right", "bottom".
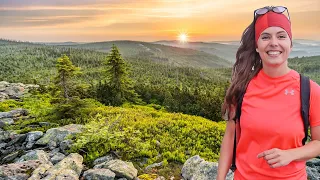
[{"left": 262, "top": 62, "right": 291, "bottom": 78}]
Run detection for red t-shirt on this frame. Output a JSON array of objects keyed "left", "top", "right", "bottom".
[{"left": 234, "top": 69, "right": 320, "bottom": 180}]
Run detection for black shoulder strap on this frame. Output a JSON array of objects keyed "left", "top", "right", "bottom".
[
  {"left": 300, "top": 74, "right": 310, "bottom": 145},
  {"left": 231, "top": 92, "right": 245, "bottom": 172}
]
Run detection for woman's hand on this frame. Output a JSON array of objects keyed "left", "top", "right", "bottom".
[{"left": 257, "top": 148, "right": 294, "bottom": 168}]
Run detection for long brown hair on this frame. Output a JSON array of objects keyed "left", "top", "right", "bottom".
[{"left": 222, "top": 20, "right": 262, "bottom": 120}]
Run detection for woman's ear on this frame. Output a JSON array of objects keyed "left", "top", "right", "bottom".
[{"left": 256, "top": 48, "right": 259, "bottom": 53}]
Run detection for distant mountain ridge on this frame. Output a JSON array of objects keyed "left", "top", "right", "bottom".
[{"left": 1, "top": 38, "right": 319, "bottom": 64}]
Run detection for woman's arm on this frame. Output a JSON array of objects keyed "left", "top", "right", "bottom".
[
  {"left": 257, "top": 126, "right": 320, "bottom": 168},
  {"left": 290, "top": 126, "right": 320, "bottom": 161},
  {"left": 216, "top": 119, "right": 236, "bottom": 180}
]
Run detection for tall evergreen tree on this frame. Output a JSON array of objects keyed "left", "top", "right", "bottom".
[
  {"left": 55, "top": 54, "right": 80, "bottom": 99},
  {"left": 98, "top": 44, "right": 140, "bottom": 106}
]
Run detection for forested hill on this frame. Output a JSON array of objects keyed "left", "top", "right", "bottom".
[
  {"left": 288, "top": 56, "right": 320, "bottom": 83},
  {"left": 0, "top": 39, "right": 232, "bottom": 121},
  {"left": 49, "top": 40, "right": 232, "bottom": 68}
]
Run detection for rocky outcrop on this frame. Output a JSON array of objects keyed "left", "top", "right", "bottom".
[
  {"left": 0, "top": 108, "right": 29, "bottom": 128},
  {"left": 0, "top": 116, "right": 140, "bottom": 180},
  {"left": 0, "top": 81, "right": 39, "bottom": 102},
  {"left": 35, "top": 124, "right": 84, "bottom": 150}
]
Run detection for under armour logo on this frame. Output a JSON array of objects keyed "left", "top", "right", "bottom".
[{"left": 284, "top": 89, "right": 295, "bottom": 95}]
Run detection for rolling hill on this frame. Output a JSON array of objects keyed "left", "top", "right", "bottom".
[{"left": 154, "top": 39, "right": 320, "bottom": 62}]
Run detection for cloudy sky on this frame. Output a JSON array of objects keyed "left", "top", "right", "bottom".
[{"left": 0, "top": 0, "right": 319, "bottom": 42}]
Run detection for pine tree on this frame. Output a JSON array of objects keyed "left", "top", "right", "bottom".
[
  {"left": 55, "top": 54, "right": 80, "bottom": 99},
  {"left": 99, "top": 44, "right": 140, "bottom": 106}
]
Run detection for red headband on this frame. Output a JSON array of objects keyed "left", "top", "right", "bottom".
[{"left": 255, "top": 12, "right": 292, "bottom": 46}]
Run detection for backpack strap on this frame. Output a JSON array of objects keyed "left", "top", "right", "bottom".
[
  {"left": 300, "top": 74, "right": 310, "bottom": 145},
  {"left": 231, "top": 92, "right": 245, "bottom": 172}
]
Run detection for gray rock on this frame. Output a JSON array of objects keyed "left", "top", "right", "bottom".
[
  {"left": 26, "top": 142, "right": 35, "bottom": 150},
  {"left": 0, "top": 142, "right": 6, "bottom": 149},
  {"left": 307, "top": 158, "right": 320, "bottom": 167},
  {"left": 29, "top": 163, "right": 53, "bottom": 179},
  {"left": 60, "top": 139, "right": 73, "bottom": 155},
  {"left": 306, "top": 166, "right": 320, "bottom": 180},
  {"left": 182, "top": 155, "right": 233, "bottom": 180},
  {"left": 50, "top": 152, "right": 66, "bottom": 165},
  {"left": 6, "top": 134, "right": 27, "bottom": 147},
  {"left": 0, "top": 109, "right": 28, "bottom": 119},
  {"left": 54, "top": 169, "right": 79, "bottom": 180},
  {"left": 1, "top": 150, "right": 24, "bottom": 164},
  {"left": 0, "top": 146, "right": 15, "bottom": 158},
  {"left": 0, "top": 130, "right": 17, "bottom": 142},
  {"left": 49, "top": 148, "right": 61, "bottom": 157},
  {"left": 181, "top": 155, "right": 204, "bottom": 179},
  {"left": 41, "top": 153, "right": 83, "bottom": 179},
  {"left": 0, "top": 92, "right": 9, "bottom": 102},
  {"left": 48, "top": 140, "right": 57, "bottom": 150},
  {"left": 35, "top": 124, "right": 83, "bottom": 146},
  {"left": 0, "top": 81, "right": 10, "bottom": 87},
  {"left": 0, "top": 118, "right": 14, "bottom": 127},
  {"left": 15, "top": 150, "right": 51, "bottom": 165},
  {"left": 93, "top": 154, "right": 117, "bottom": 166},
  {"left": 145, "top": 161, "right": 163, "bottom": 171},
  {"left": 83, "top": 168, "right": 116, "bottom": 180},
  {"left": 94, "top": 159, "right": 138, "bottom": 180},
  {"left": 0, "top": 160, "right": 42, "bottom": 179},
  {"left": 26, "top": 131, "right": 43, "bottom": 142}
]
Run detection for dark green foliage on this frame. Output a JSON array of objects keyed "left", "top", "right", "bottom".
[
  {"left": 54, "top": 54, "right": 80, "bottom": 99},
  {"left": 96, "top": 44, "right": 141, "bottom": 106},
  {"left": 288, "top": 56, "right": 320, "bottom": 83}
]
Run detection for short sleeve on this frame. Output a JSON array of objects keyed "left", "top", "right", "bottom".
[{"left": 309, "top": 80, "right": 320, "bottom": 127}]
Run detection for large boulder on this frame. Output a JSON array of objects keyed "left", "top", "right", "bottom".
[
  {"left": 0, "top": 160, "right": 42, "bottom": 179},
  {"left": 15, "top": 149, "right": 52, "bottom": 165},
  {"left": 35, "top": 124, "right": 83, "bottom": 149},
  {"left": 94, "top": 159, "right": 138, "bottom": 180},
  {"left": 83, "top": 168, "right": 116, "bottom": 180},
  {"left": 39, "top": 153, "right": 83, "bottom": 179},
  {"left": 0, "top": 108, "right": 28, "bottom": 119},
  {"left": 182, "top": 155, "right": 234, "bottom": 180}
]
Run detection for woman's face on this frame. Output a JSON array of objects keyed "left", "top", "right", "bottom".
[{"left": 256, "top": 26, "right": 292, "bottom": 68}]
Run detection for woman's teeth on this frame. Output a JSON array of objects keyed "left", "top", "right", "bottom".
[{"left": 267, "top": 51, "right": 281, "bottom": 55}]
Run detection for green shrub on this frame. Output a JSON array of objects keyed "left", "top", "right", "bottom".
[
  {"left": 69, "top": 104, "right": 225, "bottom": 168},
  {"left": 0, "top": 99, "right": 23, "bottom": 112}
]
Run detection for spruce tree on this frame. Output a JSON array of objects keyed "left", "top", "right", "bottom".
[
  {"left": 99, "top": 44, "right": 140, "bottom": 106},
  {"left": 55, "top": 54, "right": 80, "bottom": 99}
]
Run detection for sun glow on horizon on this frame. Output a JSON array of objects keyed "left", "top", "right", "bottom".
[{"left": 178, "top": 32, "right": 188, "bottom": 43}]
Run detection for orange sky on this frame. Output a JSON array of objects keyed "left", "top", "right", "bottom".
[{"left": 0, "top": 0, "right": 319, "bottom": 42}]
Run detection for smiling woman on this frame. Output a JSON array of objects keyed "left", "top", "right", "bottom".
[{"left": 217, "top": 5, "right": 320, "bottom": 180}]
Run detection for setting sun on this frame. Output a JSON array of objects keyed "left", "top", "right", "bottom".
[{"left": 178, "top": 33, "right": 188, "bottom": 43}]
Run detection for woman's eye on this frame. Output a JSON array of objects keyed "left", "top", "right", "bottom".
[
  {"left": 279, "top": 35, "right": 286, "bottom": 38},
  {"left": 262, "top": 36, "right": 269, "bottom": 40}
]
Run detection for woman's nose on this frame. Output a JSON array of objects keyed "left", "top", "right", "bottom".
[{"left": 269, "top": 36, "right": 279, "bottom": 47}]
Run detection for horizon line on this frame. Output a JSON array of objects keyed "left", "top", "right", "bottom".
[{"left": 1, "top": 38, "right": 319, "bottom": 44}]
